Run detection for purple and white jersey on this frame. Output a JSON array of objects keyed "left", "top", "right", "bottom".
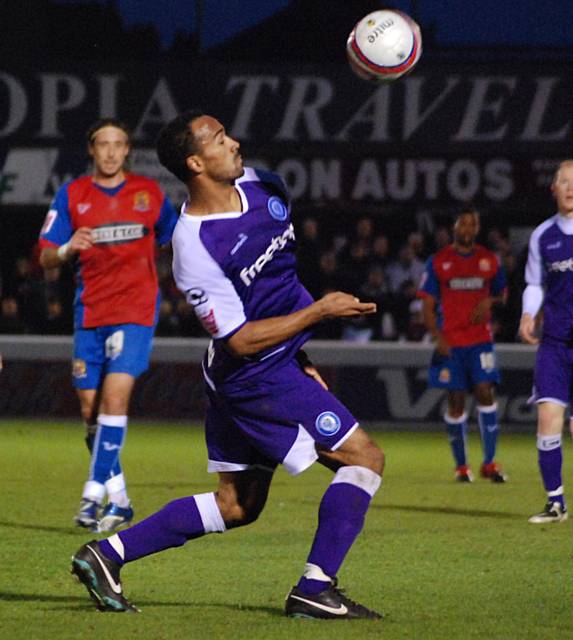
[
  {"left": 525, "top": 213, "right": 573, "bottom": 343},
  {"left": 172, "top": 167, "right": 314, "bottom": 390}
]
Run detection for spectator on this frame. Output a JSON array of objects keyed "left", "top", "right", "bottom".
[
  {"left": 370, "top": 234, "right": 390, "bottom": 270},
  {"left": 0, "top": 297, "right": 29, "bottom": 334},
  {"left": 433, "top": 226, "right": 451, "bottom": 252},
  {"left": 386, "top": 244, "right": 425, "bottom": 294},
  {"left": 297, "top": 217, "right": 323, "bottom": 299},
  {"left": 155, "top": 299, "right": 181, "bottom": 337},
  {"left": 42, "top": 297, "right": 73, "bottom": 335}
]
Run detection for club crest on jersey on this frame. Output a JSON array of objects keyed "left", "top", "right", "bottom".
[
  {"left": 267, "top": 196, "right": 287, "bottom": 221},
  {"left": 439, "top": 368, "right": 451, "bottom": 383},
  {"left": 479, "top": 259, "right": 490, "bottom": 271},
  {"left": 72, "top": 359, "right": 87, "bottom": 379},
  {"left": 315, "top": 411, "right": 341, "bottom": 436},
  {"left": 133, "top": 191, "right": 151, "bottom": 212}
]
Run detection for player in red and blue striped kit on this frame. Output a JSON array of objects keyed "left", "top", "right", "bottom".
[
  {"left": 417, "top": 209, "right": 508, "bottom": 483},
  {"left": 39, "top": 119, "right": 178, "bottom": 532}
]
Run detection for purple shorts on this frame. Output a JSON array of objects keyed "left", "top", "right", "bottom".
[
  {"left": 204, "top": 361, "right": 358, "bottom": 476},
  {"left": 532, "top": 340, "right": 573, "bottom": 406}
]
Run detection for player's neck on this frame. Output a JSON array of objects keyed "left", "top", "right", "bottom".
[
  {"left": 185, "top": 183, "right": 242, "bottom": 216},
  {"left": 452, "top": 242, "right": 474, "bottom": 255},
  {"left": 92, "top": 170, "right": 127, "bottom": 189}
]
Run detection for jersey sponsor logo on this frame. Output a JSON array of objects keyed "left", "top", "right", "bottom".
[
  {"left": 91, "top": 222, "right": 149, "bottom": 245},
  {"left": 548, "top": 258, "right": 573, "bottom": 273},
  {"left": 72, "top": 358, "right": 87, "bottom": 379},
  {"left": 77, "top": 203, "right": 91, "bottom": 214},
  {"left": 186, "top": 287, "right": 208, "bottom": 306},
  {"left": 447, "top": 277, "right": 485, "bottom": 290},
  {"left": 267, "top": 196, "right": 288, "bottom": 221},
  {"left": 133, "top": 191, "right": 151, "bottom": 212},
  {"left": 315, "top": 411, "right": 342, "bottom": 436},
  {"left": 239, "top": 224, "right": 295, "bottom": 286}
]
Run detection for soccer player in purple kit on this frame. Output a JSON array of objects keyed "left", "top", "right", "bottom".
[
  {"left": 39, "top": 119, "right": 178, "bottom": 532},
  {"left": 71, "top": 110, "right": 384, "bottom": 619},
  {"left": 417, "top": 209, "right": 508, "bottom": 483},
  {"left": 520, "top": 160, "right": 573, "bottom": 524}
]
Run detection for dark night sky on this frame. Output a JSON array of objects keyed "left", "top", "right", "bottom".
[{"left": 52, "top": 0, "right": 573, "bottom": 50}]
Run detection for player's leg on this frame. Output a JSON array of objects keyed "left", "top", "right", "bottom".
[
  {"left": 72, "top": 329, "right": 107, "bottom": 528},
  {"left": 473, "top": 382, "right": 506, "bottom": 482},
  {"left": 95, "top": 324, "right": 156, "bottom": 532},
  {"left": 529, "top": 401, "right": 568, "bottom": 523},
  {"left": 428, "top": 347, "right": 471, "bottom": 481},
  {"left": 71, "top": 469, "right": 273, "bottom": 612},
  {"left": 91, "top": 372, "right": 135, "bottom": 532},
  {"left": 444, "top": 390, "right": 472, "bottom": 481},
  {"left": 285, "top": 427, "right": 383, "bottom": 619},
  {"left": 528, "top": 341, "right": 569, "bottom": 523}
]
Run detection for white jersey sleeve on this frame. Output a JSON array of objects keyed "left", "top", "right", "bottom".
[
  {"left": 172, "top": 215, "right": 246, "bottom": 339},
  {"left": 525, "top": 216, "right": 555, "bottom": 286}
]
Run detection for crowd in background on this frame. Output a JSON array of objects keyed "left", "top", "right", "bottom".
[{"left": 0, "top": 213, "right": 526, "bottom": 342}]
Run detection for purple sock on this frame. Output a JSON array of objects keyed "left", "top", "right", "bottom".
[
  {"left": 99, "top": 494, "right": 224, "bottom": 565},
  {"left": 537, "top": 435, "right": 565, "bottom": 508},
  {"left": 297, "top": 468, "right": 380, "bottom": 595}
]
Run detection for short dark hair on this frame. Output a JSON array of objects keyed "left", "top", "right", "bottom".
[
  {"left": 156, "top": 109, "right": 205, "bottom": 183},
  {"left": 86, "top": 118, "right": 131, "bottom": 144}
]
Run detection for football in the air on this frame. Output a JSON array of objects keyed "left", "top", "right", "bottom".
[{"left": 346, "top": 9, "right": 422, "bottom": 83}]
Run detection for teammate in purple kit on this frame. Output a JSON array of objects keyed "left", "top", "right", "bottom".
[
  {"left": 520, "top": 159, "right": 573, "bottom": 524},
  {"left": 71, "top": 110, "right": 384, "bottom": 619}
]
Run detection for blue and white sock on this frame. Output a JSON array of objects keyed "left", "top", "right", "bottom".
[
  {"left": 445, "top": 411, "right": 468, "bottom": 468},
  {"left": 477, "top": 403, "right": 499, "bottom": 465},
  {"left": 83, "top": 414, "right": 127, "bottom": 501}
]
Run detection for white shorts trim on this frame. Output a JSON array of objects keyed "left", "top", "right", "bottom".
[
  {"left": 282, "top": 424, "right": 319, "bottom": 476},
  {"left": 535, "top": 397, "right": 568, "bottom": 407},
  {"left": 330, "top": 422, "right": 359, "bottom": 451}
]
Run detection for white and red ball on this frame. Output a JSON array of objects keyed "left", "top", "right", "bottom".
[{"left": 346, "top": 9, "right": 422, "bottom": 83}]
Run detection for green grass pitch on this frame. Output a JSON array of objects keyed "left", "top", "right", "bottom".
[{"left": 1, "top": 419, "right": 572, "bottom": 640}]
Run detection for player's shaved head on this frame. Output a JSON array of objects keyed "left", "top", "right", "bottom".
[{"left": 156, "top": 110, "right": 205, "bottom": 182}]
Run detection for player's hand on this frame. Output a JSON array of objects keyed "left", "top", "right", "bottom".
[
  {"left": 317, "top": 292, "right": 377, "bottom": 319},
  {"left": 470, "top": 298, "right": 492, "bottom": 324},
  {"left": 435, "top": 333, "right": 451, "bottom": 356},
  {"left": 69, "top": 227, "right": 94, "bottom": 254},
  {"left": 303, "top": 363, "right": 329, "bottom": 390},
  {"left": 519, "top": 313, "right": 539, "bottom": 345}
]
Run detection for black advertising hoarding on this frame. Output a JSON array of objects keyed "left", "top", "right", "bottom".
[{"left": 0, "top": 59, "right": 570, "bottom": 210}]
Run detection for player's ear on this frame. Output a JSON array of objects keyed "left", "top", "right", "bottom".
[{"left": 186, "top": 154, "right": 203, "bottom": 174}]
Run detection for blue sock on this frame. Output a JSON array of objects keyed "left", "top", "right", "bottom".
[
  {"left": 297, "top": 466, "right": 381, "bottom": 595},
  {"left": 90, "top": 414, "right": 127, "bottom": 485},
  {"left": 478, "top": 404, "right": 498, "bottom": 465},
  {"left": 445, "top": 413, "right": 468, "bottom": 468},
  {"left": 86, "top": 423, "right": 121, "bottom": 477},
  {"left": 537, "top": 434, "right": 565, "bottom": 509}
]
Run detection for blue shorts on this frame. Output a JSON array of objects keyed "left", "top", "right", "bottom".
[
  {"left": 428, "top": 342, "right": 500, "bottom": 391},
  {"left": 72, "top": 324, "right": 154, "bottom": 389},
  {"left": 205, "top": 361, "right": 359, "bottom": 476},
  {"left": 532, "top": 341, "right": 573, "bottom": 406}
]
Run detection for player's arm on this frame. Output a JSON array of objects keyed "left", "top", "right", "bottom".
[
  {"left": 519, "top": 226, "right": 545, "bottom": 345},
  {"left": 420, "top": 295, "right": 450, "bottom": 356},
  {"left": 225, "top": 292, "right": 376, "bottom": 357},
  {"left": 39, "top": 227, "right": 94, "bottom": 268},
  {"left": 470, "top": 259, "right": 508, "bottom": 324}
]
